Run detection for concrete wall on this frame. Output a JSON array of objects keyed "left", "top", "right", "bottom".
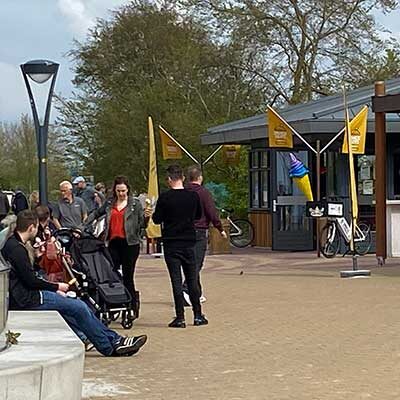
[{"left": 0, "top": 311, "right": 84, "bottom": 400}]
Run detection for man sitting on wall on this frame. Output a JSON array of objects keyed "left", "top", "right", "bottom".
[{"left": 2, "top": 210, "right": 147, "bottom": 357}]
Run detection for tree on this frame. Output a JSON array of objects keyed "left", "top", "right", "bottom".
[
  {"left": 180, "top": 0, "right": 400, "bottom": 104},
  {"left": 0, "top": 115, "right": 69, "bottom": 198},
  {"left": 58, "top": 1, "right": 265, "bottom": 192}
]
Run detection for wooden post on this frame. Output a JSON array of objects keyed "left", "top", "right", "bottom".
[
  {"left": 375, "top": 81, "right": 387, "bottom": 265},
  {"left": 316, "top": 140, "right": 321, "bottom": 257}
]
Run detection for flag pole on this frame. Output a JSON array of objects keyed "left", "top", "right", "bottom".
[
  {"left": 267, "top": 106, "right": 317, "bottom": 154},
  {"left": 320, "top": 128, "right": 345, "bottom": 154},
  {"left": 153, "top": 118, "right": 162, "bottom": 254},
  {"left": 339, "top": 88, "right": 370, "bottom": 278},
  {"left": 159, "top": 125, "right": 200, "bottom": 164},
  {"left": 202, "top": 145, "right": 223, "bottom": 166}
]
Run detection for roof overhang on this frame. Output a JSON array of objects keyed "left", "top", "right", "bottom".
[
  {"left": 201, "top": 77, "right": 400, "bottom": 147},
  {"left": 201, "top": 119, "right": 400, "bottom": 146}
]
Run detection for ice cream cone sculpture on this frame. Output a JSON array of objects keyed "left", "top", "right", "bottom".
[{"left": 289, "top": 153, "right": 314, "bottom": 201}]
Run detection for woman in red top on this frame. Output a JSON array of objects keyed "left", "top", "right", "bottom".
[{"left": 86, "top": 176, "right": 150, "bottom": 318}]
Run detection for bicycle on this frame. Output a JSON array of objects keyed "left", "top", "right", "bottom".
[
  {"left": 319, "top": 216, "right": 372, "bottom": 258},
  {"left": 220, "top": 208, "right": 255, "bottom": 248}
]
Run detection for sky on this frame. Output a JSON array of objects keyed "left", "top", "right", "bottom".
[
  {"left": 0, "top": 0, "right": 127, "bottom": 123},
  {"left": 0, "top": 0, "right": 399, "bottom": 123}
]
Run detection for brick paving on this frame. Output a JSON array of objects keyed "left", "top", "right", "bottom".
[{"left": 83, "top": 249, "right": 400, "bottom": 400}]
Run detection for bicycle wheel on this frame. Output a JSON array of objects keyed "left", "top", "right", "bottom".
[
  {"left": 320, "top": 222, "right": 340, "bottom": 258},
  {"left": 229, "top": 219, "right": 255, "bottom": 248},
  {"left": 354, "top": 222, "right": 372, "bottom": 256}
]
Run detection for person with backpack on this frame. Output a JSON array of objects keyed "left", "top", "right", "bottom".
[
  {"left": 0, "top": 190, "right": 10, "bottom": 222},
  {"left": 12, "top": 189, "right": 29, "bottom": 215}
]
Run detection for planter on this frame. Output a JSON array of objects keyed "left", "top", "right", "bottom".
[{"left": 0, "top": 256, "right": 10, "bottom": 352}]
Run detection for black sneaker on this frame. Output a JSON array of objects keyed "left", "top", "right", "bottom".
[
  {"left": 113, "top": 335, "right": 147, "bottom": 356},
  {"left": 168, "top": 317, "right": 186, "bottom": 328},
  {"left": 194, "top": 315, "right": 208, "bottom": 326}
]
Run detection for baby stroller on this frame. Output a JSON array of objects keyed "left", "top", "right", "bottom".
[{"left": 54, "top": 228, "right": 137, "bottom": 329}]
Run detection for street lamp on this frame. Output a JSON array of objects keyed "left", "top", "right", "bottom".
[{"left": 21, "top": 59, "right": 59, "bottom": 205}]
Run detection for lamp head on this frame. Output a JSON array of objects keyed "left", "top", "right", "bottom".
[{"left": 21, "top": 59, "right": 59, "bottom": 84}]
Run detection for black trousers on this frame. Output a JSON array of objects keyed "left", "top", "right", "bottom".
[
  {"left": 164, "top": 244, "right": 202, "bottom": 319},
  {"left": 183, "top": 229, "right": 207, "bottom": 295},
  {"left": 108, "top": 238, "right": 140, "bottom": 305}
]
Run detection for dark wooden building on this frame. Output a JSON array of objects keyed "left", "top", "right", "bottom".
[{"left": 201, "top": 78, "right": 400, "bottom": 251}]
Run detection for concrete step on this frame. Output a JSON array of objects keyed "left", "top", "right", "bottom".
[{"left": 0, "top": 311, "right": 84, "bottom": 400}]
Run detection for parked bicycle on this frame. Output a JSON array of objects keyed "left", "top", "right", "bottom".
[
  {"left": 320, "top": 216, "right": 372, "bottom": 258},
  {"left": 220, "top": 208, "right": 255, "bottom": 248}
]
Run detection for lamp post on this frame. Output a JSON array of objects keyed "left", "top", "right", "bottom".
[{"left": 20, "top": 59, "right": 59, "bottom": 205}]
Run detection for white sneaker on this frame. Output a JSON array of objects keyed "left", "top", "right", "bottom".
[
  {"left": 200, "top": 295, "right": 207, "bottom": 303},
  {"left": 183, "top": 291, "right": 192, "bottom": 306}
]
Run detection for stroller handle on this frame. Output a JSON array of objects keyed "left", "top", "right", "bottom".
[{"left": 54, "top": 227, "right": 83, "bottom": 237}]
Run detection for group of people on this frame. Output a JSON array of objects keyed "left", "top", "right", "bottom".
[{"left": 0, "top": 164, "right": 226, "bottom": 357}]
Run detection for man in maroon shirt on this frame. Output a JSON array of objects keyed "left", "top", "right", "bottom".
[{"left": 183, "top": 165, "right": 227, "bottom": 305}]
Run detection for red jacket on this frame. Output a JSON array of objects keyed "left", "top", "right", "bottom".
[{"left": 186, "top": 182, "right": 223, "bottom": 232}]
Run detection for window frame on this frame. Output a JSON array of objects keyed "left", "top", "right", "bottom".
[{"left": 249, "top": 149, "right": 270, "bottom": 211}]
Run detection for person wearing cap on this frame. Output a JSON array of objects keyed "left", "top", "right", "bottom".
[
  {"left": 53, "top": 181, "right": 88, "bottom": 230},
  {"left": 73, "top": 176, "right": 104, "bottom": 214}
]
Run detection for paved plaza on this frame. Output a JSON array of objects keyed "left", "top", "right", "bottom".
[{"left": 83, "top": 249, "right": 400, "bottom": 400}]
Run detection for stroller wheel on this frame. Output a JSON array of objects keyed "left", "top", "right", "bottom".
[
  {"left": 100, "top": 312, "right": 112, "bottom": 326},
  {"left": 111, "top": 311, "right": 121, "bottom": 322},
  {"left": 121, "top": 318, "right": 133, "bottom": 329}
]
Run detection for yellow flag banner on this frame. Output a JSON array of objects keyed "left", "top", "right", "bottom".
[
  {"left": 159, "top": 128, "right": 183, "bottom": 160},
  {"left": 267, "top": 108, "right": 293, "bottom": 148},
  {"left": 222, "top": 145, "right": 241, "bottom": 165},
  {"left": 345, "top": 108, "right": 359, "bottom": 246},
  {"left": 146, "top": 116, "right": 161, "bottom": 238},
  {"left": 342, "top": 106, "right": 368, "bottom": 154}
]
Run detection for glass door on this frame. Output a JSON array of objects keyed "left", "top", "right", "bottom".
[{"left": 272, "top": 151, "right": 314, "bottom": 250}]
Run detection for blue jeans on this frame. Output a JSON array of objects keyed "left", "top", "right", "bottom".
[{"left": 33, "top": 291, "right": 121, "bottom": 356}]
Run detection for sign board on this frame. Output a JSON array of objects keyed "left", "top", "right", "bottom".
[
  {"left": 327, "top": 202, "right": 344, "bottom": 217},
  {"left": 306, "top": 201, "right": 344, "bottom": 218}
]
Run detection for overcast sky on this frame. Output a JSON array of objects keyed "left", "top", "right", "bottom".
[{"left": 0, "top": 0, "right": 399, "bottom": 123}]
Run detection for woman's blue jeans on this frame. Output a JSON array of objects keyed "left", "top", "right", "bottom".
[{"left": 33, "top": 291, "right": 121, "bottom": 356}]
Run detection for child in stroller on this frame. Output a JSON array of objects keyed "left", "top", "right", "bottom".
[
  {"left": 32, "top": 205, "right": 65, "bottom": 282},
  {"left": 54, "top": 227, "right": 138, "bottom": 329}
]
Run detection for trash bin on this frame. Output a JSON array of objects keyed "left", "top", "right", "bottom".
[
  {"left": 208, "top": 219, "right": 231, "bottom": 255},
  {"left": 0, "top": 256, "right": 10, "bottom": 352}
]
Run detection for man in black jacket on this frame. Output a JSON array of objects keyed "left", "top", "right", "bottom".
[
  {"left": 2, "top": 210, "right": 147, "bottom": 357},
  {"left": 152, "top": 165, "right": 208, "bottom": 328}
]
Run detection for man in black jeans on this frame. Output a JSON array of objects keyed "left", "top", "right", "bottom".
[
  {"left": 2, "top": 210, "right": 147, "bottom": 356},
  {"left": 183, "top": 165, "right": 227, "bottom": 305},
  {"left": 152, "top": 165, "right": 208, "bottom": 328}
]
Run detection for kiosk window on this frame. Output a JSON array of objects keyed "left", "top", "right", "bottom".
[
  {"left": 394, "top": 154, "right": 400, "bottom": 198},
  {"left": 250, "top": 150, "right": 270, "bottom": 209}
]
